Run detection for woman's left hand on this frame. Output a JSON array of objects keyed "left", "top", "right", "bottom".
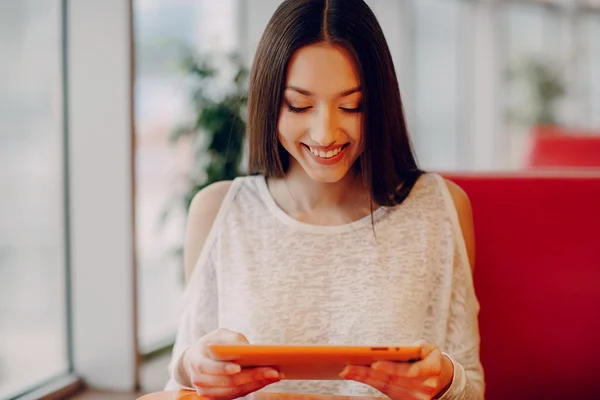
[{"left": 340, "top": 341, "right": 454, "bottom": 400}]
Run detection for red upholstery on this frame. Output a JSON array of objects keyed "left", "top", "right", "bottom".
[
  {"left": 446, "top": 175, "right": 600, "bottom": 400},
  {"left": 526, "top": 125, "right": 600, "bottom": 168}
]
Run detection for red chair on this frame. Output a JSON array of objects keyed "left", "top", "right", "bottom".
[
  {"left": 447, "top": 174, "right": 600, "bottom": 400},
  {"left": 526, "top": 125, "right": 600, "bottom": 168}
]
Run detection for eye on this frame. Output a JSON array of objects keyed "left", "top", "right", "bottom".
[
  {"left": 284, "top": 100, "right": 311, "bottom": 114},
  {"left": 340, "top": 106, "right": 363, "bottom": 114},
  {"left": 287, "top": 105, "right": 311, "bottom": 113}
]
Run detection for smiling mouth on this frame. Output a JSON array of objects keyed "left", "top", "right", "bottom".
[{"left": 301, "top": 143, "right": 349, "bottom": 159}]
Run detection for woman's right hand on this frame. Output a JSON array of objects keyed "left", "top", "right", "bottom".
[{"left": 182, "top": 328, "right": 283, "bottom": 399}]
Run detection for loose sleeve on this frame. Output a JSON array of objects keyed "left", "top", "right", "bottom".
[
  {"left": 164, "top": 252, "right": 219, "bottom": 390},
  {"left": 438, "top": 244, "right": 485, "bottom": 399}
]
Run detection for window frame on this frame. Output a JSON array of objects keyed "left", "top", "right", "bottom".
[{"left": 12, "top": 0, "right": 140, "bottom": 397}]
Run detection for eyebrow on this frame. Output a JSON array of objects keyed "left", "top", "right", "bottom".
[{"left": 286, "top": 85, "right": 362, "bottom": 98}]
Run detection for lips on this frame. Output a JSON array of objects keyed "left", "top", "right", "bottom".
[
  {"left": 302, "top": 143, "right": 349, "bottom": 159},
  {"left": 301, "top": 143, "right": 350, "bottom": 165}
]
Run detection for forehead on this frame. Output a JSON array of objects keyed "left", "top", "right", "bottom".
[{"left": 285, "top": 43, "right": 361, "bottom": 95}]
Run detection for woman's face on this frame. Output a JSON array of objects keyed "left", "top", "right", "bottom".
[{"left": 278, "top": 43, "right": 363, "bottom": 183}]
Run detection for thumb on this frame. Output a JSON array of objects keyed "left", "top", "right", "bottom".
[{"left": 216, "top": 329, "right": 250, "bottom": 344}]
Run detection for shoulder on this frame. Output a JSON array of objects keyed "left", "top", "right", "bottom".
[
  {"left": 443, "top": 179, "right": 472, "bottom": 216},
  {"left": 184, "top": 180, "right": 234, "bottom": 282},
  {"left": 188, "top": 180, "right": 234, "bottom": 218},
  {"left": 443, "top": 178, "right": 476, "bottom": 271}
]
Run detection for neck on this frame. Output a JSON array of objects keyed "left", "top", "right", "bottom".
[{"left": 282, "top": 162, "right": 368, "bottom": 212}]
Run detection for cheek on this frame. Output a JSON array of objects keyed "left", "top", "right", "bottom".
[
  {"left": 343, "top": 117, "right": 363, "bottom": 144},
  {"left": 277, "top": 112, "right": 305, "bottom": 145}
]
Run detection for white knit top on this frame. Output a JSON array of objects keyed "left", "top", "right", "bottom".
[{"left": 166, "top": 173, "right": 484, "bottom": 399}]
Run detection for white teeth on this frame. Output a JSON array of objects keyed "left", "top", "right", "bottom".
[{"left": 307, "top": 145, "right": 345, "bottom": 159}]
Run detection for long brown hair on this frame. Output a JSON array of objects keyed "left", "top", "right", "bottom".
[{"left": 247, "top": 0, "right": 423, "bottom": 206}]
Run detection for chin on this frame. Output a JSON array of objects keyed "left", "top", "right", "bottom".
[
  {"left": 301, "top": 164, "right": 351, "bottom": 184},
  {"left": 284, "top": 144, "right": 360, "bottom": 183}
]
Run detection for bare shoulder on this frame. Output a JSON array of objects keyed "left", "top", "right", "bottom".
[
  {"left": 189, "top": 180, "right": 233, "bottom": 217},
  {"left": 443, "top": 179, "right": 476, "bottom": 271},
  {"left": 184, "top": 180, "right": 233, "bottom": 282},
  {"left": 444, "top": 179, "right": 471, "bottom": 211}
]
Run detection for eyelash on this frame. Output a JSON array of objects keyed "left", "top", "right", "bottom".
[
  {"left": 340, "top": 106, "right": 362, "bottom": 114},
  {"left": 286, "top": 104, "right": 363, "bottom": 114},
  {"left": 287, "top": 105, "right": 310, "bottom": 114}
]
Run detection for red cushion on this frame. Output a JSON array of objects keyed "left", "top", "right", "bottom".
[
  {"left": 526, "top": 126, "right": 600, "bottom": 168},
  {"left": 446, "top": 175, "right": 600, "bottom": 400}
]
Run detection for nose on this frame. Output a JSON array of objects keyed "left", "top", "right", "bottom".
[{"left": 310, "top": 105, "right": 338, "bottom": 146}]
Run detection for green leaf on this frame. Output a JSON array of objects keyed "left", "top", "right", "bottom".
[{"left": 162, "top": 51, "right": 248, "bottom": 269}]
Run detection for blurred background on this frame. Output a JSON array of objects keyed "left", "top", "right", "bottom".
[{"left": 1, "top": 0, "right": 599, "bottom": 399}]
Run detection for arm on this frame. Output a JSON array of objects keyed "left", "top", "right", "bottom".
[
  {"left": 445, "top": 179, "right": 475, "bottom": 271},
  {"left": 183, "top": 181, "right": 233, "bottom": 282},
  {"left": 438, "top": 179, "right": 484, "bottom": 399},
  {"left": 165, "top": 181, "right": 233, "bottom": 390}
]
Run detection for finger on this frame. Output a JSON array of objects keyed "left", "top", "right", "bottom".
[
  {"left": 373, "top": 348, "right": 443, "bottom": 378},
  {"left": 414, "top": 346, "right": 443, "bottom": 377},
  {"left": 203, "top": 329, "right": 250, "bottom": 347},
  {"left": 193, "top": 367, "right": 281, "bottom": 388},
  {"left": 340, "top": 365, "right": 387, "bottom": 382},
  {"left": 195, "top": 356, "right": 242, "bottom": 376},
  {"left": 417, "top": 341, "right": 438, "bottom": 360},
  {"left": 341, "top": 366, "right": 424, "bottom": 400},
  {"left": 371, "top": 360, "right": 415, "bottom": 378},
  {"left": 202, "top": 330, "right": 250, "bottom": 361},
  {"left": 214, "top": 328, "right": 250, "bottom": 344},
  {"left": 195, "top": 378, "right": 280, "bottom": 399},
  {"left": 341, "top": 365, "right": 424, "bottom": 392}
]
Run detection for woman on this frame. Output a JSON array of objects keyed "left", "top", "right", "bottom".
[{"left": 166, "top": 0, "right": 484, "bottom": 399}]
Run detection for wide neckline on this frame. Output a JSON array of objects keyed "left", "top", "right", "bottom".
[{"left": 255, "top": 175, "right": 388, "bottom": 235}]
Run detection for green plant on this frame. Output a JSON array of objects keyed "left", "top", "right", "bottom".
[
  {"left": 505, "top": 58, "right": 566, "bottom": 127},
  {"left": 158, "top": 52, "right": 248, "bottom": 275},
  {"left": 168, "top": 52, "right": 249, "bottom": 217}
]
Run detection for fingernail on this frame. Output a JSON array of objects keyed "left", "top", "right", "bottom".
[
  {"left": 408, "top": 365, "right": 420, "bottom": 377},
  {"left": 423, "top": 377, "right": 437, "bottom": 389},
  {"left": 264, "top": 370, "right": 279, "bottom": 379},
  {"left": 340, "top": 366, "right": 351, "bottom": 377},
  {"left": 225, "top": 364, "right": 241, "bottom": 374}
]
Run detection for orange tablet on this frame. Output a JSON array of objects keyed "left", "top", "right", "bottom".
[{"left": 207, "top": 344, "right": 422, "bottom": 380}]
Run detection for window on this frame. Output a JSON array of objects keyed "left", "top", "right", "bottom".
[
  {"left": 134, "top": 0, "right": 239, "bottom": 353},
  {"left": 500, "top": 1, "right": 562, "bottom": 168},
  {"left": 0, "top": 1, "right": 68, "bottom": 398},
  {"left": 503, "top": 2, "right": 560, "bottom": 59},
  {"left": 411, "top": 0, "right": 474, "bottom": 170},
  {"left": 580, "top": 12, "right": 600, "bottom": 129},
  {"left": 133, "top": 0, "right": 198, "bottom": 352}
]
